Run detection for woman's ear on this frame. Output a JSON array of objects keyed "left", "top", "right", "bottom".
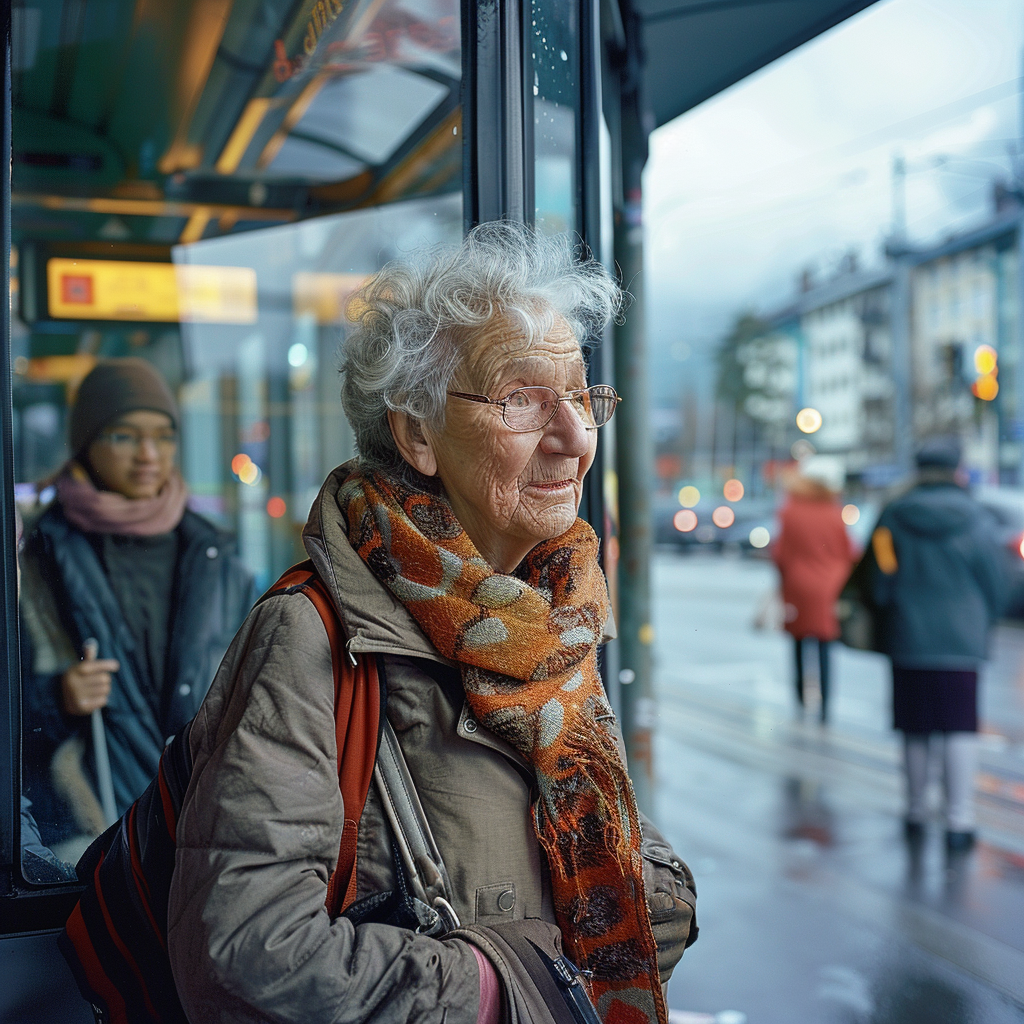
[{"left": 388, "top": 410, "right": 438, "bottom": 477}]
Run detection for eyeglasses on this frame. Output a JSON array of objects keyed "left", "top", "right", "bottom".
[
  {"left": 447, "top": 385, "right": 620, "bottom": 432},
  {"left": 96, "top": 428, "right": 178, "bottom": 452}
]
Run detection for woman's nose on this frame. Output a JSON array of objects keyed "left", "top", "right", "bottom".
[
  {"left": 137, "top": 437, "right": 160, "bottom": 460},
  {"left": 540, "top": 398, "right": 590, "bottom": 457}
]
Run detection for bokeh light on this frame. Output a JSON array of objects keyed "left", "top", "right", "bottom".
[
  {"left": 678, "top": 485, "right": 700, "bottom": 508},
  {"left": 288, "top": 343, "right": 309, "bottom": 367},
  {"left": 749, "top": 526, "right": 770, "bottom": 549},
  {"left": 238, "top": 461, "right": 261, "bottom": 486},
  {"left": 712, "top": 505, "right": 735, "bottom": 528},
  {"left": 231, "top": 453, "right": 251, "bottom": 476},
  {"left": 673, "top": 509, "right": 698, "bottom": 532},
  {"left": 841, "top": 504, "right": 860, "bottom": 526},
  {"left": 796, "top": 407, "right": 823, "bottom": 434},
  {"left": 1018, "top": 536, "right": 1024, "bottom": 560},
  {"left": 267, "top": 496, "right": 287, "bottom": 518},
  {"left": 973, "top": 375, "right": 999, "bottom": 401},
  {"left": 974, "top": 344, "right": 997, "bottom": 375},
  {"left": 723, "top": 478, "right": 744, "bottom": 502}
]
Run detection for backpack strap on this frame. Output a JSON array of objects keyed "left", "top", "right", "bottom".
[
  {"left": 374, "top": 718, "right": 460, "bottom": 932},
  {"left": 263, "top": 560, "right": 382, "bottom": 917}
]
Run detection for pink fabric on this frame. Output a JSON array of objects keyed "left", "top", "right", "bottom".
[
  {"left": 471, "top": 946, "right": 502, "bottom": 1024},
  {"left": 56, "top": 465, "right": 188, "bottom": 536}
]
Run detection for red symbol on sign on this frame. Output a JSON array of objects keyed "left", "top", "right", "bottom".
[{"left": 61, "top": 274, "right": 93, "bottom": 305}]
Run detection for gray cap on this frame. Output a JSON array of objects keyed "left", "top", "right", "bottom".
[{"left": 915, "top": 436, "right": 961, "bottom": 469}]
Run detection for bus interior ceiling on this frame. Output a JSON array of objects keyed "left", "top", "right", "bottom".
[{"left": 10, "top": 0, "right": 463, "bottom": 586}]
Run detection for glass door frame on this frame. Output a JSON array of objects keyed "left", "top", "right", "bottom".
[{"left": 0, "top": 0, "right": 608, "bottom": 928}]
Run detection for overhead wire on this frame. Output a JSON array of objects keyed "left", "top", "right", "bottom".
[{"left": 650, "top": 76, "right": 1023, "bottom": 221}]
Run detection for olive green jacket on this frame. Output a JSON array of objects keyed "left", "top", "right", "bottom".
[{"left": 167, "top": 466, "right": 683, "bottom": 1023}]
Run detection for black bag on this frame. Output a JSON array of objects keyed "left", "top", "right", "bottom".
[{"left": 837, "top": 547, "right": 881, "bottom": 652}]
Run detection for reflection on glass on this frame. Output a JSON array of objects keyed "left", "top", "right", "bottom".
[
  {"left": 15, "top": 195, "right": 461, "bottom": 880},
  {"left": 530, "top": 0, "right": 578, "bottom": 235},
  {"left": 11, "top": 0, "right": 463, "bottom": 879},
  {"left": 259, "top": 0, "right": 461, "bottom": 188},
  {"left": 174, "top": 195, "right": 462, "bottom": 590}
]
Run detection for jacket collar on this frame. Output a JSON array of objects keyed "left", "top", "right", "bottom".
[{"left": 302, "top": 463, "right": 453, "bottom": 665}]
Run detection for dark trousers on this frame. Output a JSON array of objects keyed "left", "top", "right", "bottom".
[{"left": 794, "top": 636, "right": 831, "bottom": 720}]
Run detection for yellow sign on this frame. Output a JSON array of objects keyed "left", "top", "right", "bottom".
[
  {"left": 292, "top": 271, "right": 367, "bottom": 325},
  {"left": 46, "top": 258, "right": 258, "bottom": 323}
]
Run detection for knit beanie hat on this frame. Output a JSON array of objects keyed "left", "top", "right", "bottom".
[{"left": 70, "top": 358, "right": 179, "bottom": 455}]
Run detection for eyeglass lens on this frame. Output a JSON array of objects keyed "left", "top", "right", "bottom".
[
  {"left": 100, "top": 429, "right": 178, "bottom": 451},
  {"left": 502, "top": 386, "right": 617, "bottom": 431}
]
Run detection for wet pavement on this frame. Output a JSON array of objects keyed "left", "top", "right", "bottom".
[{"left": 650, "top": 551, "right": 1024, "bottom": 1024}]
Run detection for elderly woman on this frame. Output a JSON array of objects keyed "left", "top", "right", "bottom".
[{"left": 168, "top": 224, "right": 696, "bottom": 1024}]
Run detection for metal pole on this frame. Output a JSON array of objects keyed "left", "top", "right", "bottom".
[
  {"left": 890, "top": 253, "right": 915, "bottom": 475},
  {"left": 612, "top": 15, "right": 655, "bottom": 816},
  {"left": 1016, "top": 214, "right": 1024, "bottom": 483}
]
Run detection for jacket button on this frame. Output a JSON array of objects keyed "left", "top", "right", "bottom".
[
  {"left": 179, "top": 684, "right": 191, "bottom": 696},
  {"left": 497, "top": 889, "right": 515, "bottom": 913},
  {"left": 206, "top": 546, "right": 218, "bottom": 559},
  {"left": 463, "top": 718, "right": 478, "bottom": 734}
]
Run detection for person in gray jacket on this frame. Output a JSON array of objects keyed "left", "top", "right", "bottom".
[
  {"left": 868, "top": 437, "right": 1006, "bottom": 851},
  {"left": 167, "top": 224, "right": 696, "bottom": 1024}
]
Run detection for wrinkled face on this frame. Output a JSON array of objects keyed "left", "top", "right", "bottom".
[
  {"left": 86, "top": 410, "right": 177, "bottom": 500},
  {"left": 424, "top": 313, "right": 596, "bottom": 572}
]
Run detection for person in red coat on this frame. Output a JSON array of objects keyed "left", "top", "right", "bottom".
[{"left": 772, "top": 456, "right": 857, "bottom": 722}]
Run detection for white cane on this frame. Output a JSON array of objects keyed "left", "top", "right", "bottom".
[{"left": 83, "top": 638, "right": 118, "bottom": 827}]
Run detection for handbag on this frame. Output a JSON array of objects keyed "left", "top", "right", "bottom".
[{"left": 837, "top": 549, "right": 880, "bottom": 652}]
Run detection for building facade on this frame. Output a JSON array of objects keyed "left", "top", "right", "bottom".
[{"left": 750, "top": 198, "right": 1023, "bottom": 487}]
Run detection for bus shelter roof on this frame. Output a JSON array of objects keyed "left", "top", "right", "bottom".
[{"left": 632, "top": 0, "right": 881, "bottom": 128}]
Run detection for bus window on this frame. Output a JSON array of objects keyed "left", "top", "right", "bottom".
[{"left": 11, "top": 0, "right": 462, "bottom": 881}]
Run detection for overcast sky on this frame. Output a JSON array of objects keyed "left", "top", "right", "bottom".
[{"left": 644, "top": 0, "right": 1024, "bottom": 407}]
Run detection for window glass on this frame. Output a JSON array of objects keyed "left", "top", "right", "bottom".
[
  {"left": 529, "top": 0, "right": 578, "bottom": 235},
  {"left": 173, "top": 195, "right": 462, "bottom": 588},
  {"left": 11, "top": 0, "right": 462, "bottom": 881}
]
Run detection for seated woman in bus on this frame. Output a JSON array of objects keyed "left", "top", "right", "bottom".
[
  {"left": 19, "top": 359, "right": 255, "bottom": 857},
  {"left": 167, "top": 224, "right": 696, "bottom": 1024}
]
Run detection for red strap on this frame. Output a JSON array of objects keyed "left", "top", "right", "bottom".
[{"left": 265, "top": 562, "right": 381, "bottom": 917}]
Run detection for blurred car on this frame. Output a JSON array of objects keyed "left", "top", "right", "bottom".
[
  {"left": 655, "top": 494, "right": 777, "bottom": 554},
  {"left": 973, "top": 486, "right": 1024, "bottom": 619}
]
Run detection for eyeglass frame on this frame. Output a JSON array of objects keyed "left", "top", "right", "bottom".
[
  {"left": 447, "top": 384, "right": 621, "bottom": 432},
  {"left": 94, "top": 426, "right": 179, "bottom": 452}
]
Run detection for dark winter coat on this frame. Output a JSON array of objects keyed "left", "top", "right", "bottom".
[
  {"left": 869, "top": 482, "right": 1006, "bottom": 669},
  {"left": 20, "top": 503, "right": 256, "bottom": 842}
]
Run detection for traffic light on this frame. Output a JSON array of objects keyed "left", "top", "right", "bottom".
[{"left": 972, "top": 344, "right": 998, "bottom": 401}]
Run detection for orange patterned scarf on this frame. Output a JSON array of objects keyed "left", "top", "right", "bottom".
[{"left": 338, "top": 466, "right": 666, "bottom": 1024}]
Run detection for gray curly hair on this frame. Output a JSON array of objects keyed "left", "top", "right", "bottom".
[{"left": 339, "top": 221, "right": 623, "bottom": 474}]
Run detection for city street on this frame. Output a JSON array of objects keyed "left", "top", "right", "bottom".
[{"left": 650, "top": 551, "right": 1024, "bottom": 1024}]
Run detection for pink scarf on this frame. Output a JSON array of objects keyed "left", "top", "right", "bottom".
[{"left": 56, "top": 464, "right": 189, "bottom": 536}]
